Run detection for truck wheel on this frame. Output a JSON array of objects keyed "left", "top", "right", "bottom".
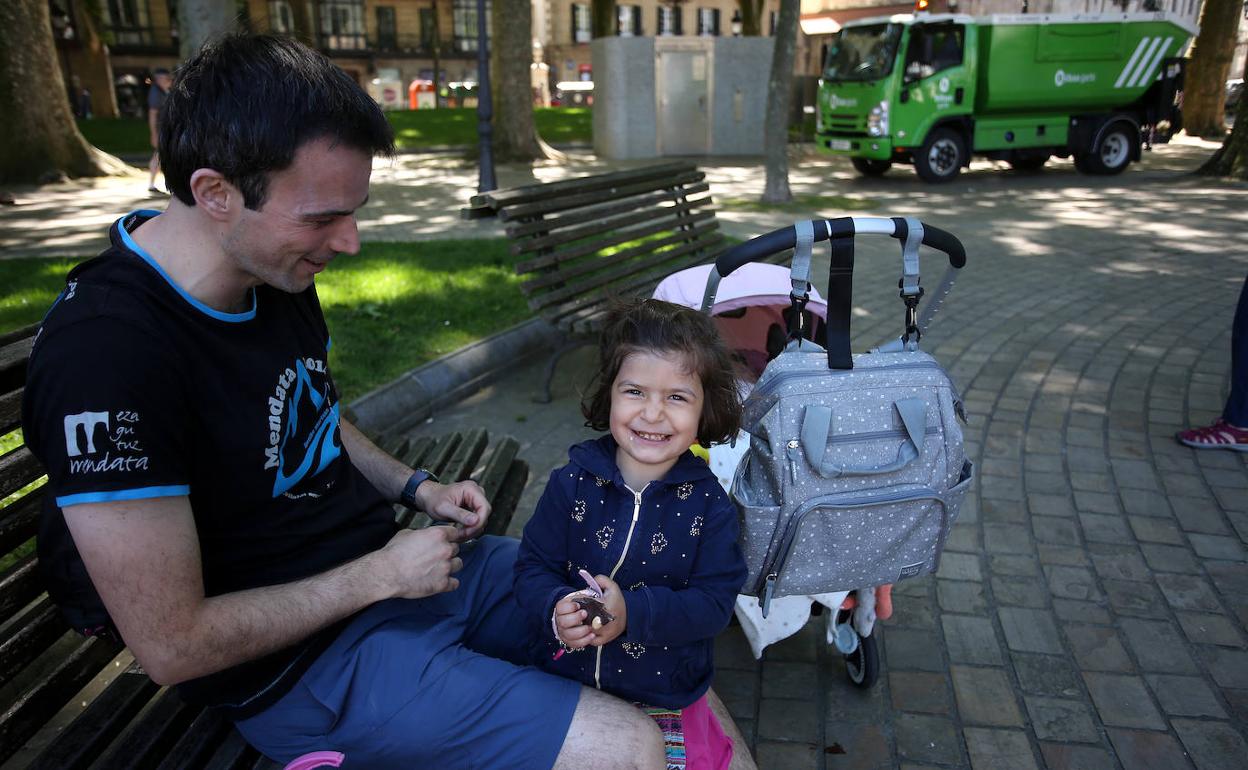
[
  {"left": 851, "top": 158, "right": 893, "bottom": 177},
  {"left": 1009, "top": 150, "right": 1050, "bottom": 171},
  {"left": 915, "top": 128, "right": 965, "bottom": 183},
  {"left": 1082, "top": 122, "right": 1134, "bottom": 175}
]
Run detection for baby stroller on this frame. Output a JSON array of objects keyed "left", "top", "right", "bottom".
[{"left": 653, "top": 263, "right": 890, "bottom": 688}]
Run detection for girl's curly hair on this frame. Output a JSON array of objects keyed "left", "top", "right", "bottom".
[{"left": 581, "top": 298, "right": 742, "bottom": 446}]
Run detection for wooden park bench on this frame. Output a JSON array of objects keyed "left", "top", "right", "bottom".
[
  {"left": 463, "top": 162, "right": 728, "bottom": 402},
  {"left": 0, "top": 322, "right": 529, "bottom": 768}
]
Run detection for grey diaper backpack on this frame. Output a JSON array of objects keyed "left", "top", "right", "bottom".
[{"left": 702, "top": 217, "right": 975, "bottom": 616}]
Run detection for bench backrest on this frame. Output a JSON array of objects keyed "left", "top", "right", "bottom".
[{"left": 466, "top": 162, "right": 725, "bottom": 334}]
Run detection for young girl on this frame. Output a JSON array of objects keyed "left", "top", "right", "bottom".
[{"left": 515, "top": 298, "right": 748, "bottom": 770}]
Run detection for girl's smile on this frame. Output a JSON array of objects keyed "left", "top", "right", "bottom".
[{"left": 609, "top": 350, "right": 703, "bottom": 489}]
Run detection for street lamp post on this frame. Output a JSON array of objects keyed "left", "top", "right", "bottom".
[
  {"left": 731, "top": 10, "right": 742, "bottom": 37},
  {"left": 475, "top": 0, "right": 497, "bottom": 193}
]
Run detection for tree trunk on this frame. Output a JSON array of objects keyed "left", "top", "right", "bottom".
[
  {"left": 0, "top": 0, "right": 129, "bottom": 184},
  {"left": 1183, "top": 0, "right": 1242, "bottom": 138},
  {"left": 1197, "top": 59, "right": 1248, "bottom": 178},
  {"left": 177, "top": 0, "right": 237, "bottom": 61},
  {"left": 490, "top": 0, "right": 560, "bottom": 162},
  {"left": 592, "top": 0, "right": 614, "bottom": 38},
  {"left": 762, "top": 0, "right": 798, "bottom": 203},
  {"left": 738, "top": 0, "right": 765, "bottom": 37}
]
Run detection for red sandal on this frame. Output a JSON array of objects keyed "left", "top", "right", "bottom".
[{"left": 1176, "top": 420, "right": 1248, "bottom": 452}]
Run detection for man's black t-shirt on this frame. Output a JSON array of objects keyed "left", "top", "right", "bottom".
[{"left": 23, "top": 211, "right": 398, "bottom": 718}]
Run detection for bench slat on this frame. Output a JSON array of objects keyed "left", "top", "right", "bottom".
[
  {"left": 378, "top": 431, "right": 409, "bottom": 459},
  {"left": 201, "top": 728, "right": 263, "bottom": 770},
  {"left": 423, "top": 434, "right": 462, "bottom": 480},
  {"left": 0, "top": 599, "right": 67, "bottom": 690},
  {"left": 476, "top": 437, "right": 519, "bottom": 502},
  {"left": 541, "top": 235, "right": 725, "bottom": 322},
  {"left": 499, "top": 170, "right": 706, "bottom": 222},
  {"left": 0, "top": 336, "right": 35, "bottom": 395},
  {"left": 442, "top": 427, "right": 488, "bottom": 483},
  {"left": 0, "top": 489, "right": 41, "bottom": 558},
  {"left": 523, "top": 221, "right": 721, "bottom": 311},
  {"left": 402, "top": 435, "right": 437, "bottom": 469},
  {"left": 94, "top": 686, "right": 199, "bottom": 768},
  {"left": 0, "top": 635, "right": 122, "bottom": 759},
  {"left": 28, "top": 666, "right": 159, "bottom": 770},
  {"left": 517, "top": 208, "right": 717, "bottom": 282},
  {"left": 1, "top": 388, "right": 22, "bottom": 437},
  {"left": 0, "top": 554, "right": 42, "bottom": 622},
  {"left": 510, "top": 194, "right": 713, "bottom": 258},
  {"left": 488, "top": 460, "right": 529, "bottom": 537},
  {"left": 154, "top": 707, "right": 237, "bottom": 770},
  {"left": 469, "top": 162, "right": 695, "bottom": 210},
  {"left": 1, "top": 446, "right": 45, "bottom": 501},
  {"left": 504, "top": 184, "right": 711, "bottom": 241},
  {"left": 0, "top": 324, "right": 40, "bottom": 349}
]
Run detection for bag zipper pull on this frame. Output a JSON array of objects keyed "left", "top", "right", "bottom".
[
  {"left": 761, "top": 573, "right": 777, "bottom": 618},
  {"left": 787, "top": 439, "right": 800, "bottom": 483}
]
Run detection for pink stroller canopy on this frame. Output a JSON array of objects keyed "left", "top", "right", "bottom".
[{"left": 652, "top": 263, "right": 827, "bottom": 317}]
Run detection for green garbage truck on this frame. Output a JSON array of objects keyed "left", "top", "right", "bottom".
[{"left": 814, "top": 12, "right": 1196, "bottom": 182}]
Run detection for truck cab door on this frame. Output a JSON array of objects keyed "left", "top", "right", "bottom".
[{"left": 892, "top": 22, "right": 974, "bottom": 149}]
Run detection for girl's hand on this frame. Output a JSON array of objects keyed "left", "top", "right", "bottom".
[
  {"left": 588, "top": 574, "right": 628, "bottom": 647},
  {"left": 554, "top": 591, "right": 595, "bottom": 649}
]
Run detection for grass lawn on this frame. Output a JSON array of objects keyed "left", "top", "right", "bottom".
[
  {"left": 78, "top": 108, "right": 593, "bottom": 156},
  {"left": 0, "top": 240, "right": 529, "bottom": 403}
]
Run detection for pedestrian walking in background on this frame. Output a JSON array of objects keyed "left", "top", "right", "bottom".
[
  {"left": 147, "top": 68, "right": 172, "bottom": 194},
  {"left": 1177, "top": 274, "right": 1248, "bottom": 451}
]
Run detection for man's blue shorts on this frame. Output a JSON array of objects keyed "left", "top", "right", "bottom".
[{"left": 235, "top": 535, "right": 581, "bottom": 769}]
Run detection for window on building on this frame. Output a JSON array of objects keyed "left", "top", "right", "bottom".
[
  {"left": 419, "top": 7, "right": 436, "bottom": 49},
  {"left": 697, "top": 7, "right": 719, "bottom": 36},
  {"left": 571, "top": 3, "right": 591, "bottom": 44},
  {"left": 376, "top": 6, "right": 397, "bottom": 50},
  {"left": 453, "top": 0, "right": 491, "bottom": 52},
  {"left": 105, "top": 0, "right": 152, "bottom": 45},
  {"left": 268, "top": 0, "right": 294, "bottom": 34},
  {"left": 769, "top": 10, "right": 778, "bottom": 35},
  {"left": 617, "top": 4, "right": 641, "bottom": 36},
  {"left": 319, "top": 0, "right": 367, "bottom": 50},
  {"left": 657, "top": 5, "right": 681, "bottom": 36}
]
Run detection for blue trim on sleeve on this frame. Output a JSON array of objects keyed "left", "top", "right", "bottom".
[
  {"left": 117, "top": 210, "right": 257, "bottom": 323},
  {"left": 56, "top": 484, "right": 191, "bottom": 507},
  {"left": 326, "top": 336, "right": 333, "bottom": 352}
]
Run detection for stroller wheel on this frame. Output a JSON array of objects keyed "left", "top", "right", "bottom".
[{"left": 844, "top": 631, "right": 879, "bottom": 688}]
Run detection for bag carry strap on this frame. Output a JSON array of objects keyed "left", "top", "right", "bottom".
[
  {"left": 799, "top": 398, "right": 927, "bottom": 477},
  {"left": 790, "top": 220, "right": 814, "bottom": 299},
  {"left": 826, "top": 218, "right": 856, "bottom": 370}
]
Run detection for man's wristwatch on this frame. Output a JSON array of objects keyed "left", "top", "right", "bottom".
[{"left": 399, "top": 468, "right": 439, "bottom": 510}]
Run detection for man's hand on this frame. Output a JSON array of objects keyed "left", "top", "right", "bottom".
[
  {"left": 415, "top": 480, "right": 491, "bottom": 541},
  {"left": 375, "top": 525, "right": 464, "bottom": 600},
  {"left": 588, "top": 575, "right": 627, "bottom": 647},
  {"left": 554, "top": 591, "right": 596, "bottom": 650}
]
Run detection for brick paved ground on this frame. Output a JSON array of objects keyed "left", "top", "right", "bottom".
[
  {"left": 407, "top": 141, "right": 1248, "bottom": 769},
  {"left": 4, "top": 139, "right": 1245, "bottom": 768}
]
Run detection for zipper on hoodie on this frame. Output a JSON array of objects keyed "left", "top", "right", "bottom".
[{"left": 595, "top": 482, "right": 647, "bottom": 690}]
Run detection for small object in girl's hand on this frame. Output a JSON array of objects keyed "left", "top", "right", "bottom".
[{"left": 573, "top": 595, "right": 615, "bottom": 629}]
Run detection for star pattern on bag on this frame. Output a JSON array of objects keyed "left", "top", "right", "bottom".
[
  {"left": 651, "top": 532, "right": 667, "bottom": 555},
  {"left": 689, "top": 515, "right": 703, "bottom": 537},
  {"left": 596, "top": 525, "right": 614, "bottom": 549},
  {"left": 676, "top": 482, "right": 693, "bottom": 500},
  {"left": 621, "top": 642, "right": 645, "bottom": 659},
  {"left": 572, "top": 499, "right": 586, "bottom": 522}
]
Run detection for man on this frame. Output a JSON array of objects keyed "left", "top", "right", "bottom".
[
  {"left": 23, "top": 35, "right": 670, "bottom": 768},
  {"left": 147, "top": 67, "right": 172, "bottom": 194}
]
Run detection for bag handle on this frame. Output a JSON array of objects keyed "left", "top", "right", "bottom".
[
  {"left": 798, "top": 398, "right": 927, "bottom": 477},
  {"left": 826, "top": 225, "right": 854, "bottom": 370}
]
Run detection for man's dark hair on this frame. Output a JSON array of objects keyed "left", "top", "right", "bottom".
[
  {"left": 159, "top": 34, "right": 395, "bottom": 209},
  {"left": 582, "top": 298, "right": 743, "bottom": 447},
  {"left": 153, "top": 67, "right": 170, "bottom": 77}
]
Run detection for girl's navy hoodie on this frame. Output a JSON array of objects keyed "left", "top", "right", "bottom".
[{"left": 514, "top": 435, "right": 747, "bottom": 709}]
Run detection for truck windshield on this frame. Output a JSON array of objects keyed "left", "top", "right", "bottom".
[{"left": 822, "top": 24, "right": 901, "bottom": 82}]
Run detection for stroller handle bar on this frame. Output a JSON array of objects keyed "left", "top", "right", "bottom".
[{"left": 712, "top": 217, "right": 966, "bottom": 279}]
